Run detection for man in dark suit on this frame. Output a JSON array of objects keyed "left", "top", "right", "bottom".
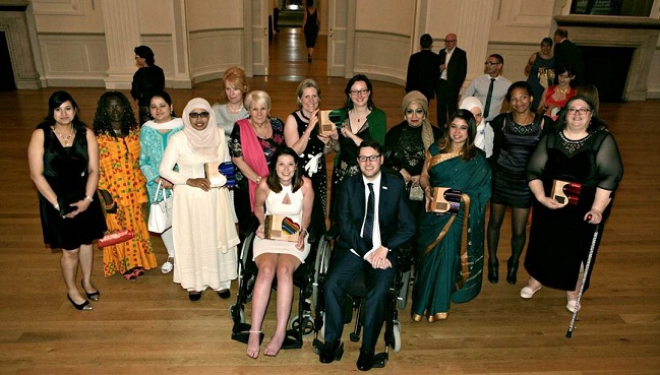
[
  {"left": 319, "top": 140, "right": 415, "bottom": 371},
  {"left": 405, "top": 34, "right": 440, "bottom": 103},
  {"left": 553, "top": 27, "right": 585, "bottom": 86},
  {"left": 436, "top": 33, "right": 468, "bottom": 127}
]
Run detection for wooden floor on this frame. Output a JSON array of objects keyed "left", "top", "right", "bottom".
[{"left": 1, "top": 28, "right": 659, "bottom": 375}]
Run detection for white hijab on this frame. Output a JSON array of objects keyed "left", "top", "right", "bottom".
[{"left": 182, "top": 98, "right": 222, "bottom": 161}]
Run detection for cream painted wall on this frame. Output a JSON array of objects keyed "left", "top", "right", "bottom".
[
  {"left": 355, "top": 0, "right": 414, "bottom": 36},
  {"left": 138, "top": 0, "right": 175, "bottom": 35},
  {"left": 32, "top": 0, "right": 104, "bottom": 34},
  {"left": 186, "top": 0, "right": 243, "bottom": 31}
]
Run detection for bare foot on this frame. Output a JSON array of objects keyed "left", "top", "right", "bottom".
[
  {"left": 246, "top": 331, "right": 261, "bottom": 359},
  {"left": 263, "top": 332, "right": 285, "bottom": 357}
]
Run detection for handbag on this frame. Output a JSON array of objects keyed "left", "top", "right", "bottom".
[
  {"left": 148, "top": 181, "right": 173, "bottom": 233},
  {"left": 538, "top": 67, "right": 555, "bottom": 89},
  {"left": 98, "top": 230, "right": 135, "bottom": 248},
  {"left": 408, "top": 183, "right": 424, "bottom": 201}
]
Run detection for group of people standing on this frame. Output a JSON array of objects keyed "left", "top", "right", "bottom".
[{"left": 29, "top": 33, "right": 622, "bottom": 371}]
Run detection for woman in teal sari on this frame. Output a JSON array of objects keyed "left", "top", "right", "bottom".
[{"left": 412, "top": 109, "right": 492, "bottom": 322}]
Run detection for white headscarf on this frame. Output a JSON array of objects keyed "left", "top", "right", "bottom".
[
  {"left": 460, "top": 96, "right": 492, "bottom": 158},
  {"left": 182, "top": 98, "right": 222, "bottom": 161}
]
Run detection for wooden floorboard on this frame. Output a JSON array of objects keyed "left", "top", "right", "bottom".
[{"left": 0, "top": 27, "right": 658, "bottom": 374}]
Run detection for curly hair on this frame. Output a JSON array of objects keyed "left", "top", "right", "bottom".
[{"left": 93, "top": 91, "right": 138, "bottom": 137}]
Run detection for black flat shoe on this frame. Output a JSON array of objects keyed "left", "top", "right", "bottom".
[
  {"left": 487, "top": 259, "right": 499, "bottom": 284},
  {"left": 81, "top": 281, "right": 100, "bottom": 301},
  {"left": 189, "top": 291, "right": 202, "bottom": 302},
  {"left": 356, "top": 347, "right": 375, "bottom": 371},
  {"left": 319, "top": 340, "right": 343, "bottom": 364},
  {"left": 217, "top": 289, "right": 231, "bottom": 299},
  {"left": 67, "top": 294, "right": 93, "bottom": 311},
  {"left": 507, "top": 258, "right": 519, "bottom": 285}
]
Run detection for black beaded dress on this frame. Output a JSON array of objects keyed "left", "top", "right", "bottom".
[
  {"left": 37, "top": 123, "right": 107, "bottom": 250},
  {"left": 292, "top": 111, "right": 328, "bottom": 216}
]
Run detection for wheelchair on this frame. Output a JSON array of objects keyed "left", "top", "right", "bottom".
[
  {"left": 311, "top": 239, "right": 414, "bottom": 368},
  {"left": 230, "top": 204, "right": 329, "bottom": 350}
]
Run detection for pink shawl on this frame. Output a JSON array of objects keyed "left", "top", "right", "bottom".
[{"left": 236, "top": 119, "right": 269, "bottom": 211}]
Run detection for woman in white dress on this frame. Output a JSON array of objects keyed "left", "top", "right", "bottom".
[
  {"left": 246, "top": 147, "right": 314, "bottom": 359},
  {"left": 159, "top": 98, "right": 239, "bottom": 301}
]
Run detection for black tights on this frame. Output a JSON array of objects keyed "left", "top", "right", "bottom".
[{"left": 487, "top": 203, "right": 530, "bottom": 265}]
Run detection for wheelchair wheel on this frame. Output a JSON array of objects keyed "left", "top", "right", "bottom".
[
  {"left": 312, "top": 237, "right": 331, "bottom": 308},
  {"left": 391, "top": 321, "right": 402, "bottom": 353},
  {"left": 229, "top": 303, "right": 245, "bottom": 324},
  {"left": 289, "top": 314, "right": 315, "bottom": 336}
]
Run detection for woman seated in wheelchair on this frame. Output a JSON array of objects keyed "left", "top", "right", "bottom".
[{"left": 246, "top": 147, "right": 314, "bottom": 359}]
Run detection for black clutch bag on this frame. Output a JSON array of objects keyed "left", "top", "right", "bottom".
[{"left": 57, "top": 197, "right": 77, "bottom": 216}]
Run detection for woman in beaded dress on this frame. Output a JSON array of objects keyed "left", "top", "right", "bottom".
[
  {"left": 486, "top": 81, "right": 552, "bottom": 285},
  {"left": 522, "top": 96, "right": 623, "bottom": 313},
  {"left": 28, "top": 91, "right": 107, "bottom": 311},
  {"left": 284, "top": 79, "right": 334, "bottom": 229},
  {"left": 524, "top": 37, "right": 555, "bottom": 111},
  {"left": 139, "top": 91, "right": 183, "bottom": 274},
  {"left": 329, "top": 74, "right": 387, "bottom": 235},
  {"left": 94, "top": 91, "right": 155, "bottom": 280}
]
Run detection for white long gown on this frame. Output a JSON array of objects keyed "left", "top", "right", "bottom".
[{"left": 160, "top": 129, "right": 239, "bottom": 292}]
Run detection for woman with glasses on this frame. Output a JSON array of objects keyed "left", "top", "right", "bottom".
[
  {"left": 537, "top": 65, "right": 576, "bottom": 120},
  {"left": 94, "top": 91, "right": 156, "bottom": 280},
  {"left": 230, "top": 90, "right": 285, "bottom": 234},
  {"left": 411, "top": 110, "right": 491, "bottom": 322},
  {"left": 522, "top": 96, "right": 623, "bottom": 313},
  {"left": 329, "top": 74, "right": 387, "bottom": 235},
  {"left": 486, "top": 81, "right": 551, "bottom": 285},
  {"left": 159, "top": 98, "right": 239, "bottom": 301}
]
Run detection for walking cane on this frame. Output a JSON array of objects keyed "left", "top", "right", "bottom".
[{"left": 566, "top": 218, "right": 600, "bottom": 338}]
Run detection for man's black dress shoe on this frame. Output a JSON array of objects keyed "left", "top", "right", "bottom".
[
  {"left": 319, "top": 340, "right": 343, "bottom": 364},
  {"left": 356, "top": 347, "right": 375, "bottom": 371}
]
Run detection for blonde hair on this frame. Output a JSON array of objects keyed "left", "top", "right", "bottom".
[{"left": 244, "top": 90, "right": 271, "bottom": 111}]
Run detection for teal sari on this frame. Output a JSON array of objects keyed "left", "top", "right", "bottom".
[{"left": 411, "top": 143, "right": 491, "bottom": 322}]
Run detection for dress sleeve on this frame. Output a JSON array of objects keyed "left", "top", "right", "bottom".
[
  {"left": 159, "top": 136, "right": 188, "bottom": 185},
  {"left": 526, "top": 133, "right": 550, "bottom": 182},
  {"left": 229, "top": 124, "right": 243, "bottom": 158},
  {"left": 595, "top": 133, "right": 623, "bottom": 191}
]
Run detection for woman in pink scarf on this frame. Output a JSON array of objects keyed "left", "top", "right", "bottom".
[{"left": 229, "top": 90, "right": 285, "bottom": 232}]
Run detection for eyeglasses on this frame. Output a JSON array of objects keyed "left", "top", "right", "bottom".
[
  {"left": 189, "top": 112, "right": 210, "bottom": 119},
  {"left": 350, "top": 89, "right": 369, "bottom": 96},
  {"left": 405, "top": 109, "right": 425, "bottom": 115},
  {"left": 567, "top": 108, "right": 592, "bottom": 115},
  {"left": 484, "top": 61, "right": 501, "bottom": 66},
  {"left": 357, "top": 154, "right": 380, "bottom": 162}
]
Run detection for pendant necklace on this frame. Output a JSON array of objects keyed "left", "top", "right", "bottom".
[{"left": 54, "top": 125, "right": 74, "bottom": 146}]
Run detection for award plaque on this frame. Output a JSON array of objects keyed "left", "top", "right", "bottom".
[
  {"left": 430, "top": 187, "right": 462, "bottom": 214},
  {"left": 204, "top": 162, "right": 227, "bottom": 188},
  {"left": 264, "top": 214, "right": 300, "bottom": 242},
  {"left": 551, "top": 180, "right": 582, "bottom": 207},
  {"left": 319, "top": 110, "right": 342, "bottom": 134}
]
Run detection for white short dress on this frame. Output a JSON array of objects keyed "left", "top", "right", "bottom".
[{"left": 253, "top": 184, "right": 311, "bottom": 263}]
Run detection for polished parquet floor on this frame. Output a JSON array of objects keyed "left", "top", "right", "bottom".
[{"left": 0, "top": 28, "right": 659, "bottom": 375}]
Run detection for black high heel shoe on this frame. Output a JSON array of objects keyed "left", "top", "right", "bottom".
[
  {"left": 507, "top": 258, "right": 519, "bottom": 285},
  {"left": 487, "top": 259, "right": 499, "bottom": 283},
  {"left": 81, "top": 281, "right": 100, "bottom": 301},
  {"left": 67, "top": 293, "right": 93, "bottom": 311}
]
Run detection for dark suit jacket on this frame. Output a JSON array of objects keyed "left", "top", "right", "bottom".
[
  {"left": 336, "top": 172, "right": 416, "bottom": 257},
  {"left": 406, "top": 49, "right": 441, "bottom": 100},
  {"left": 554, "top": 39, "right": 584, "bottom": 85},
  {"left": 438, "top": 47, "right": 467, "bottom": 91}
]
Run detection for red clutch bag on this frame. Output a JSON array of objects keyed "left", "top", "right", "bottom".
[
  {"left": 551, "top": 180, "right": 582, "bottom": 207},
  {"left": 98, "top": 230, "right": 135, "bottom": 248}
]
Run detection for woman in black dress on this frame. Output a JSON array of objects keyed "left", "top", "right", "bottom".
[
  {"left": 284, "top": 79, "right": 334, "bottom": 226},
  {"left": 302, "top": 0, "right": 320, "bottom": 62},
  {"left": 522, "top": 96, "right": 623, "bottom": 313},
  {"left": 487, "top": 81, "right": 552, "bottom": 285},
  {"left": 27, "top": 91, "right": 107, "bottom": 311}
]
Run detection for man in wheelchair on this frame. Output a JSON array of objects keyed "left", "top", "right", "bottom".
[{"left": 319, "top": 140, "right": 415, "bottom": 371}]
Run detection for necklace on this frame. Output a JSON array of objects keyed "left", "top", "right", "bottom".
[
  {"left": 556, "top": 86, "right": 571, "bottom": 95},
  {"left": 299, "top": 110, "right": 311, "bottom": 121},
  {"left": 350, "top": 109, "right": 368, "bottom": 123},
  {"left": 227, "top": 103, "right": 244, "bottom": 114},
  {"left": 53, "top": 125, "right": 74, "bottom": 146}
]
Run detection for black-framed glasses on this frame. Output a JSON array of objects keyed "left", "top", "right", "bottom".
[
  {"left": 189, "top": 112, "right": 210, "bottom": 119},
  {"left": 350, "top": 89, "right": 369, "bottom": 96},
  {"left": 567, "top": 108, "right": 591, "bottom": 115},
  {"left": 357, "top": 154, "right": 380, "bottom": 162}
]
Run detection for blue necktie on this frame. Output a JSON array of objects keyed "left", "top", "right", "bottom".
[{"left": 362, "top": 183, "right": 375, "bottom": 251}]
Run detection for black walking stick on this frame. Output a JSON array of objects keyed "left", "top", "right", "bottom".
[{"left": 566, "top": 220, "right": 600, "bottom": 338}]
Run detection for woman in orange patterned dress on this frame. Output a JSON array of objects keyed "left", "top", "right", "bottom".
[{"left": 93, "top": 92, "right": 156, "bottom": 279}]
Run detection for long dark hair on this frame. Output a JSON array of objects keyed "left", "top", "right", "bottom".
[
  {"left": 39, "top": 91, "right": 87, "bottom": 131},
  {"left": 93, "top": 91, "right": 138, "bottom": 138},
  {"left": 267, "top": 147, "right": 304, "bottom": 193},
  {"left": 344, "top": 74, "right": 375, "bottom": 110},
  {"left": 437, "top": 109, "right": 478, "bottom": 161}
]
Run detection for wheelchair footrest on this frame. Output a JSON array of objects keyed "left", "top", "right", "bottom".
[
  {"left": 372, "top": 352, "right": 389, "bottom": 368},
  {"left": 281, "top": 330, "right": 303, "bottom": 350}
]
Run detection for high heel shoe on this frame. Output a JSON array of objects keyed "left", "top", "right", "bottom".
[
  {"left": 487, "top": 259, "right": 499, "bottom": 283},
  {"left": 81, "top": 281, "right": 100, "bottom": 301},
  {"left": 67, "top": 293, "right": 93, "bottom": 311},
  {"left": 507, "top": 257, "right": 519, "bottom": 285}
]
